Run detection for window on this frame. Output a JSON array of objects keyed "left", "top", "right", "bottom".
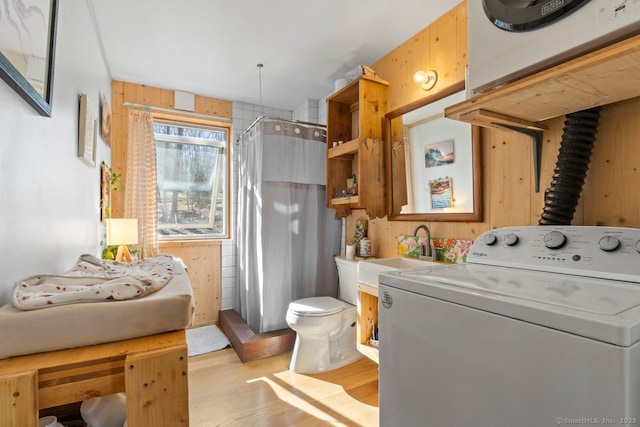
[{"left": 154, "top": 120, "right": 229, "bottom": 239}]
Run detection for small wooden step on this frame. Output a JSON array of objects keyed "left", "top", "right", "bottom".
[{"left": 219, "top": 310, "right": 295, "bottom": 363}]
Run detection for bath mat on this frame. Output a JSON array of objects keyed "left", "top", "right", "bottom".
[{"left": 186, "top": 324, "right": 231, "bottom": 357}]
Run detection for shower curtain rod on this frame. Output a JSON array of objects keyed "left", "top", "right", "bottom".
[
  {"left": 237, "top": 115, "right": 326, "bottom": 142},
  {"left": 122, "top": 102, "right": 232, "bottom": 123}
]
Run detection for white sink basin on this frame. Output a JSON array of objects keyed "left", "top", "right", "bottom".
[{"left": 357, "top": 257, "right": 439, "bottom": 287}]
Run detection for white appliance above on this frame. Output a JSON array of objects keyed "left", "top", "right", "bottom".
[{"left": 468, "top": 0, "right": 640, "bottom": 96}]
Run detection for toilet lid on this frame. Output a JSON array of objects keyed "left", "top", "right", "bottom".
[{"left": 289, "top": 297, "right": 346, "bottom": 317}]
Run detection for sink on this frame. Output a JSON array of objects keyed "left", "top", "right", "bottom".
[{"left": 357, "top": 257, "right": 439, "bottom": 287}]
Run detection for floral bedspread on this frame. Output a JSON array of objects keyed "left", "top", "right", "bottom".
[{"left": 13, "top": 254, "right": 176, "bottom": 310}]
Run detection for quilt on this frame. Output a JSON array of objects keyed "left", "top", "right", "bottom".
[{"left": 13, "top": 254, "right": 176, "bottom": 310}]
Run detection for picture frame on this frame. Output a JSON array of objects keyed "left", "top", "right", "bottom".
[
  {"left": 78, "top": 94, "right": 98, "bottom": 168},
  {"left": 0, "top": 0, "right": 59, "bottom": 117},
  {"left": 100, "top": 92, "right": 112, "bottom": 146},
  {"left": 429, "top": 177, "right": 454, "bottom": 209},
  {"left": 100, "top": 162, "right": 112, "bottom": 222}
]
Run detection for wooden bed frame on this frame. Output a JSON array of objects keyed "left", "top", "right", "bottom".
[{"left": 0, "top": 329, "right": 189, "bottom": 426}]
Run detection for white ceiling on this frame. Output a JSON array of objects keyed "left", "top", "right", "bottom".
[{"left": 88, "top": 0, "right": 460, "bottom": 111}]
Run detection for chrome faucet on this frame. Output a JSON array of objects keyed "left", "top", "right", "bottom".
[{"left": 413, "top": 225, "right": 432, "bottom": 258}]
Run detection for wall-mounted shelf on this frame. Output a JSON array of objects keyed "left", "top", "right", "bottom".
[
  {"left": 356, "top": 282, "right": 379, "bottom": 364},
  {"left": 328, "top": 138, "right": 359, "bottom": 159},
  {"left": 445, "top": 33, "right": 640, "bottom": 129},
  {"left": 326, "top": 75, "right": 388, "bottom": 219}
]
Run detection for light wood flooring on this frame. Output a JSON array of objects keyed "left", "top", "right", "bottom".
[{"left": 188, "top": 348, "right": 379, "bottom": 426}]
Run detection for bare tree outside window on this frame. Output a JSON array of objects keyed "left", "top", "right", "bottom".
[{"left": 154, "top": 121, "right": 228, "bottom": 239}]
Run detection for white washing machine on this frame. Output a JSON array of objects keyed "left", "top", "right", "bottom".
[{"left": 379, "top": 226, "right": 640, "bottom": 427}]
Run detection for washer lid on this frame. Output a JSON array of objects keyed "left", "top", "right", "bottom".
[
  {"left": 381, "top": 263, "right": 640, "bottom": 347},
  {"left": 483, "top": 0, "right": 591, "bottom": 31},
  {"left": 289, "top": 297, "right": 346, "bottom": 317}
]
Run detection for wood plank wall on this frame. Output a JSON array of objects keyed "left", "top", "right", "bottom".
[
  {"left": 347, "top": 0, "right": 640, "bottom": 258},
  {"left": 110, "top": 81, "right": 232, "bottom": 326},
  {"left": 161, "top": 240, "right": 222, "bottom": 328}
]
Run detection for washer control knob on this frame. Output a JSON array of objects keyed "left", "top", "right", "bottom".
[
  {"left": 636, "top": 240, "right": 640, "bottom": 253},
  {"left": 543, "top": 231, "right": 567, "bottom": 249},
  {"left": 483, "top": 233, "right": 497, "bottom": 246},
  {"left": 598, "top": 236, "right": 620, "bottom": 252},
  {"left": 504, "top": 233, "right": 519, "bottom": 246}
]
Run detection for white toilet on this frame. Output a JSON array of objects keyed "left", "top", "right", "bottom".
[{"left": 286, "top": 256, "right": 362, "bottom": 374}]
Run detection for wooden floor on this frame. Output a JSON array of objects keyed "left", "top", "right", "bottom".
[{"left": 188, "top": 348, "right": 379, "bottom": 426}]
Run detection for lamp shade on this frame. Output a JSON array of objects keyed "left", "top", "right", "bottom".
[{"left": 106, "top": 218, "right": 139, "bottom": 246}]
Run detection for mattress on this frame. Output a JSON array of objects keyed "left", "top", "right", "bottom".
[{"left": 0, "top": 256, "right": 194, "bottom": 359}]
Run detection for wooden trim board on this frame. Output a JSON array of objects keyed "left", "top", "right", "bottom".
[{"left": 219, "top": 310, "right": 295, "bottom": 363}]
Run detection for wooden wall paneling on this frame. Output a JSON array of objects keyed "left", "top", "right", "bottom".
[
  {"left": 160, "top": 240, "right": 222, "bottom": 327},
  {"left": 429, "top": 6, "right": 460, "bottom": 90},
  {"left": 582, "top": 98, "right": 640, "bottom": 226},
  {"left": 110, "top": 80, "right": 127, "bottom": 218},
  {"left": 194, "top": 94, "right": 233, "bottom": 117},
  {"left": 455, "top": 1, "right": 468, "bottom": 83},
  {"left": 485, "top": 128, "right": 533, "bottom": 228},
  {"left": 373, "top": 36, "right": 413, "bottom": 113},
  {"left": 122, "top": 81, "right": 175, "bottom": 109}
]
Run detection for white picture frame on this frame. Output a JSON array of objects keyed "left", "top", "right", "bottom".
[{"left": 78, "top": 93, "right": 97, "bottom": 168}]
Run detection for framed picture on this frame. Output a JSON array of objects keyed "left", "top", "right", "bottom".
[
  {"left": 78, "top": 94, "right": 97, "bottom": 168},
  {"left": 100, "top": 92, "right": 112, "bottom": 146},
  {"left": 0, "top": 0, "right": 59, "bottom": 117},
  {"left": 429, "top": 177, "right": 454, "bottom": 209},
  {"left": 101, "top": 162, "right": 112, "bottom": 222},
  {"left": 424, "top": 139, "right": 455, "bottom": 168}
]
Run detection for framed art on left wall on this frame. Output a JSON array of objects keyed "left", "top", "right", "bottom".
[
  {"left": 0, "top": 0, "right": 59, "bottom": 116},
  {"left": 78, "top": 93, "right": 97, "bottom": 168}
]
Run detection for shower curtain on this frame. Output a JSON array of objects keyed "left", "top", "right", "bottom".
[{"left": 236, "top": 117, "right": 341, "bottom": 334}]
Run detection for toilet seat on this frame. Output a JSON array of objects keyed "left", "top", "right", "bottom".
[{"left": 288, "top": 297, "right": 346, "bottom": 317}]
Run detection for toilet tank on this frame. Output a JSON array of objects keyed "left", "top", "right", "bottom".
[{"left": 335, "top": 256, "right": 358, "bottom": 305}]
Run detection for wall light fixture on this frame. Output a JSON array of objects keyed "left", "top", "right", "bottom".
[{"left": 414, "top": 70, "right": 438, "bottom": 91}]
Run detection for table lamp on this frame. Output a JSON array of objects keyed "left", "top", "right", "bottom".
[{"left": 106, "top": 218, "right": 139, "bottom": 262}]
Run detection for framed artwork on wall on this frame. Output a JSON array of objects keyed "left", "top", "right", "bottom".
[
  {"left": 100, "top": 92, "right": 112, "bottom": 146},
  {"left": 101, "top": 162, "right": 111, "bottom": 222},
  {"left": 0, "top": 0, "right": 59, "bottom": 116},
  {"left": 78, "top": 93, "right": 97, "bottom": 168}
]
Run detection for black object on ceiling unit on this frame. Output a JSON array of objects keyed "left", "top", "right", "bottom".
[{"left": 483, "top": 0, "right": 592, "bottom": 32}]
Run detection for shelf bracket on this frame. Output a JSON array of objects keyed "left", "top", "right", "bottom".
[{"left": 493, "top": 123, "right": 544, "bottom": 193}]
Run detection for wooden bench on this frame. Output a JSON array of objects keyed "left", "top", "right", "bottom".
[{"left": 0, "top": 330, "right": 189, "bottom": 426}]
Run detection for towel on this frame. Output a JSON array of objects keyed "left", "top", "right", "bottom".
[{"left": 13, "top": 254, "right": 176, "bottom": 310}]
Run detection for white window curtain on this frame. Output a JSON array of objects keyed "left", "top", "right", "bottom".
[{"left": 124, "top": 108, "right": 158, "bottom": 258}]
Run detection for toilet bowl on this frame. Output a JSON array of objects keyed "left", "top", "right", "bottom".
[{"left": 286, "top": 256, "right": 362, "bottom": 374}]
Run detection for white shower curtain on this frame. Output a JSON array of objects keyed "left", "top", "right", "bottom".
[{"left": 236, "top": 117, "right": 341, "bottom": 333}]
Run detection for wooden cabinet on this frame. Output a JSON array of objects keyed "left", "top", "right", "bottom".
[
  {"left": 326, "top": 75, "right": 388, "bottom": 219},
  {"left": 356, "top": 282, "right": 379, "bottom": 363},
  {"left": 445, "top": 33, "right": 640, "bottom": 131}
]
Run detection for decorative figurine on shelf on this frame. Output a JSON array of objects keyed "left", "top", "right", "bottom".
[{"left": 354, "top": 218, "right": 368, "bottom": 257}]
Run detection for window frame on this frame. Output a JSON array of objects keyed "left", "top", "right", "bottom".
[{"left": 152, "top": 112, "right": 232, "bottom": 241}]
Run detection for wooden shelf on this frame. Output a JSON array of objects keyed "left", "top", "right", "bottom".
[
  {"left": 357, "top": 282, "right": 378, "bottom": 297},
  {"left": 327, "top": 138, "right": 359, "bottom": 158},
  {"left": 331, "top": 195, "right": 360, "bottom": 205},
  {"left": 357, "top": 283, "right": 379, "bottom": 364},
  {"left": 326, "top": 75, "right": 388, "bottom": 219},
  {"left": 357, "top": 343, "right": 379, "bottom": 364},
  {"left": 445, "top": 33, "right": 640, "bottom": 129}
]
